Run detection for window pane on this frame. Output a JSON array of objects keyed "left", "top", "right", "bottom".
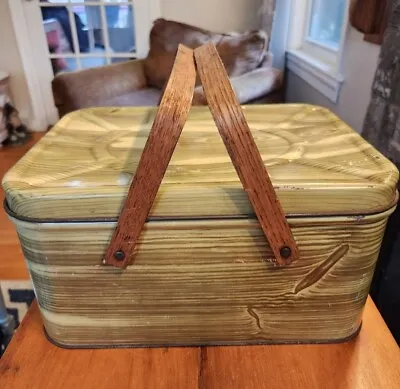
[
  {"left": 81, "top": 57, "right": 108, "bottom": 69},
  {"left": 106, "top": 5, "right": 136, "bottom": 53},
  {"left": 49, "top": 58, "right": 77, "bottom": 75},
  {"left": 64, "top": 58, "right": 78, "bottom": 72},
  {"left": 41, "top": 4, "right": 105, "bottom": 54},
  {"left": 42, "top": 16, "right": 73, "bottom": 55},
  {"left": 308, "top": 0, "right": 346, "bottom": 50},
  {"left": 72, "top": 5, "right": 106, "bottom": 53}
]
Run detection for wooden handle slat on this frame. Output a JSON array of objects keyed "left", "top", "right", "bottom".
[
  {"left": 103, "top": 45, "right": 196, "bottom": 269},
  {"left": 194, "top": 43, "right": 299, "bottom": 265}
]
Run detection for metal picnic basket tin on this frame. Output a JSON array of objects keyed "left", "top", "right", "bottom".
[{"left": 2, "top": 43, "right": 399, "bottom": 348}]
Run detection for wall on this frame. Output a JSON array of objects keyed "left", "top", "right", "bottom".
[
  {"left": 160, "top": 0, "right": 262, "bottom": 32},
  {"left": 286, "top": 27, "right": 381, "bottom": 133},
  {"left": 0, "top": 1, "right": 31, "bottom": 122}
]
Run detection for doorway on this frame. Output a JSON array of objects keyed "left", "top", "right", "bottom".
[{"left": 9, "top": 0, "right": 159, "bottom": 129}]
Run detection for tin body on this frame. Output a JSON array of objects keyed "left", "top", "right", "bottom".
[{"left": 3, "top": 105, "right": 398, "bottom": 347}]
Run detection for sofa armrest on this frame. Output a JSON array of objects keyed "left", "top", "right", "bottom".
[
  {"left": 52, "top": 59, "right": 147, "bottom": 117},
  {"left": 193, "top": 66, "right": 283, "bottom": 105}
]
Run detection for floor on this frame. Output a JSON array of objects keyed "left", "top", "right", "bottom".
[
  {"left": 1, "top": 136, "right": 42, "bottom": 353},
  {"left": 0, "top": 133, "right": 43, "bottom": 280}
]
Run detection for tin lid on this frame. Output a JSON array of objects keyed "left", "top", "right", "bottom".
[{"left": 3, "top": 105, "right": 398, "bottom": 221}]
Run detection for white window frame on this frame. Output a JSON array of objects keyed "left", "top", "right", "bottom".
[
  {"left": 40, "top": 1, "right": 141, "bottom": 69},
  {"left": 286, "top": 0, "right": 350, "bottom": 103},
  {"left": 7, "top": 0, "right": 161, "bottom": 130}
]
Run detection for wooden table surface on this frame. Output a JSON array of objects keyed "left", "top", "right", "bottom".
[{"left": 1, "top": 298, "right": 399, "bottom": 389}]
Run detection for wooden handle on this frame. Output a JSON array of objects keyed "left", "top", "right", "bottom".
[
  {"left": 103, "top": 45, "right": 196, "bottom": 269},
  {"left": 194, "top": 43, "right": 299, "bottom": 266},
  {"left": 104, "top": 43, "right": 299, "bottom": 269}
]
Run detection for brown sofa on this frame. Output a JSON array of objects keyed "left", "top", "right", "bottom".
[{"left": 52, "top": 19, "right": 284, "bottom": 117}]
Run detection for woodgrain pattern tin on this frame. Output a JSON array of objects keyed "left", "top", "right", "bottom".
[{"left": 3, "top": 104, "right": 398, "bottom": 347}]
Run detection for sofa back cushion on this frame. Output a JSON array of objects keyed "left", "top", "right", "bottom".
[{"left": 144, "top": 19, "right": 268, "bottom": 89}]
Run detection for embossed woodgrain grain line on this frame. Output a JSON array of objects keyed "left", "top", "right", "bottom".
[{"left": 294, "top": 244, "right": 350, "bottom": 294}]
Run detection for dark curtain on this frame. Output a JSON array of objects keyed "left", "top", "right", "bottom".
[
  {"left": 362, "top": 0, "right": 400, "bottom": 344},
  {"left": 350, "top": 0, "right": 389, "bottom": 44},
  {"left": 362, "top": 0, "right": 400, "bottom": 164}
]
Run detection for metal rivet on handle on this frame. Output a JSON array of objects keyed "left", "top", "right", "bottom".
[
  {"left": 114, "top": 250, "right": 126, "bottom": 261},
  {"left": 280, "top": 246, "right": 292, "bottom": 259}
]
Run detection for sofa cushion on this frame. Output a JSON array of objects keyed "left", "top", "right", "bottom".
[
  {"left": 144, "top": 18, "right": 268, "bottom": 89},
  {"left": 101, "top": 88, "right": 161, "bottom": 107}
]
